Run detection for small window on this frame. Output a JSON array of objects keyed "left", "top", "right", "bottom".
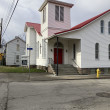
[
  {"left": 108, "top": 21, "right": 110, "bottom": 34},
  {"left": 100, "top": 20, "right": 104, "bottom": 33},
  {"left": 16, "top": 55, "right": 19, "bottom": 62},
  {"left": 43, "top": 7, "right": 46, "bottom": 23},
  {"left": 73, "top": 44, "right": 76, "bottom": 60},
  {"left": 108, "top": 44, "right": 110, "bottom": 59},
  {"left": 17, "top": 44, "right": 20, "bottom": 51},
  {"left": 95, "top": 43, "right": 99, "bottom": 59}
]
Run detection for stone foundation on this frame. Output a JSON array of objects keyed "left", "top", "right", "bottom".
[
  {"left": 77, "top": 68, "right": 110, "bottom": 74},
  {"left": 36, "top": 65, "right": 48, "bottom": 72}
]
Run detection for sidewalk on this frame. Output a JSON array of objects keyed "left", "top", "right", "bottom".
[{"left": 0, "top": 73, "right": 110, "bottom": 82}]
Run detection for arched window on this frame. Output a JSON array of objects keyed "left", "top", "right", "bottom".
[
  {"left": 54, "top": 42, "right": 63, "bottom": 48},
  {"left": 100, "top": 20, "right": 104, "bottom": 33},
  {"left": 108, "top": 44, "right": 110, "bottom": 59},
  {"left": 95, "top": 43, "right": 99, "bottom": 59},
  {"left": 108, "top": 21, "right": 110, "bottom": 34}
]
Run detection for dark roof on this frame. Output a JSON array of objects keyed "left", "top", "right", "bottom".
[
  {"left": 39, "top": 0, "right": 73, "bottom": 12},
  {"left": 26, "top": 22, "right": 42, "bottom": 36},
  {"left": 55, "top": 9, "right": 110, "bottom": 35}
]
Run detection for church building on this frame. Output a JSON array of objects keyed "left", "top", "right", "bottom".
[{"left": 24, "top": 0, "right": 110, "bottom": 75}]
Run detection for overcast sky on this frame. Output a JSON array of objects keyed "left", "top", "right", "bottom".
[{"left": 0, "top": 0, "right": 110, "bottom": 42}]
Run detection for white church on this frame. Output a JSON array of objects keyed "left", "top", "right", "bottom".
[{"left": 24, "top": 0, "right": 110, "bottom": 75}]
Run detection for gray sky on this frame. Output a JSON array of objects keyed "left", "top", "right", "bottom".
[{"left": 0, "top": 0, "right": 110, "bottom": 42}]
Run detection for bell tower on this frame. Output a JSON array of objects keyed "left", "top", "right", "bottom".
[{"left": 39, "top": 0, "right": 74, "bottom": 38}]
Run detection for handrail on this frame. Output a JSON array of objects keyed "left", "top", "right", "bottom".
[
  {"left": 72, "top": 59, "right": 80, "bottom": 68},
  {"left": 48, "top": 58, "right": 56, "bottom": 73}
]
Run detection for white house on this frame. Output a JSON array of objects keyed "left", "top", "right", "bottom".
[
  {"left": 24, "top": 0, "right": 110, "bottom": 75},
  {"left": 6, "top": 37, "right": 26, "bottom": 66}
]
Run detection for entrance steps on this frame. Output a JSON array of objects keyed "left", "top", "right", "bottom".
[{"left": 51, "top": 64, "right": 79, "bottom": 75}]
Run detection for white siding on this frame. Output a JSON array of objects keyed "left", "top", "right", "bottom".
[
  {"left": 6, "top": 38, "right": 25, "bottom": 66},
  {"left": 59, "top": 12, "right": 110, "bottom": 68}
]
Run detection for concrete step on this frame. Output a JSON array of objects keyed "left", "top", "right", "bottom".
[{"left": 51, "top": 64, "right": 79, "bottom": 75}]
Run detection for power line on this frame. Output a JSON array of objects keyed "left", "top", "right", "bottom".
[
  {"left": 2, "top": 0, "right": 19, "bottom": 37},
  {"left": 3, "top": 0, "right": 16, "bottom": 29}
]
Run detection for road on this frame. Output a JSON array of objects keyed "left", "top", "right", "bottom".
[{"left": 0, "top": 79, "right": 110, "bottom": 110}]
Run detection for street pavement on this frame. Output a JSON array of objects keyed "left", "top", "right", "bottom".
[{"left": 0, "top": 79, "right": 110, "bottom": 110}]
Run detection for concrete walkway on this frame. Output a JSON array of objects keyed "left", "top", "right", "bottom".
[{"left": 0, "top": 73, "right": 110, "bottom": 82}]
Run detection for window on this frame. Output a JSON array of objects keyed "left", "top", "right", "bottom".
[
  {"left": 73, "top": 44, "right": 76, "bottom": 60},
  {"left": 40, "top": 44, "right": 41, "bottom": 54},
  {"left": 60, "top": 7, "right": 64, "bottom": 21},
  {"left": 108, "top": 21, "right": 110, "bottom": 34},
  {"left": 95, "top": 43, "right": 99, "bottom": 59},
  {"left": 17, "top": 44, "right": 20, "bottom": 51},
  {"left": 16, "top": 55, "right": 19, "bottom": 62},
  {"left": 100, "top": 20, "right": 104, "bottom": 33},
  {"left": 108, "top": 44, "right": 110, "bottom": 59},
  {"left": 37, "top": 41, "right": 39, "bottom": 58},
  {"left": 55, "top": 5, "right": 64, "bottom": 21},
  {"left": 43, "top": 7, "right": 46, "bottom": 23},
  {"left": 42, "top": 39, "right": 46, "bottom": 59}
]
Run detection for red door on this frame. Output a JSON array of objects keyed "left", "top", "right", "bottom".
[{"left": 54, "top": 48, "right": 63, "bottom": 64}]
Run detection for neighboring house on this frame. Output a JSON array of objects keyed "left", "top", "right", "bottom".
[
  {"left": 6, "top": 37, "right": 26, "bottom": 66},
  {"left": 24, "top": 0, "right": 110, "bottom": 74}
]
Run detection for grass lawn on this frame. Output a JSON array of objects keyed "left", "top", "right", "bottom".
[{"left": 0, "top": 66, "right": 46, "bottom": 73}]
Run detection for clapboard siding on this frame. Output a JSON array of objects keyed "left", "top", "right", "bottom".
[
  {"left": 59, "top": 12, "right": 110, "bottom": 68},
  {"left": 6, "top": 37, "right": 25, "bottom": 66}
]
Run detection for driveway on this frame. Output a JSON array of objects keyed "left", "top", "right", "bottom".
[{"left": 0, "top": 79, "right": 110, "bottom": 110}]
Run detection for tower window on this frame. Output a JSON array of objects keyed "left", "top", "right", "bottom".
[
  {"left": 43, "top": 7, "right": 46, "bottom": 23},
  {"left": 100, "top": 20, "right": 104, "bottom": 33},
  {"left": 55, "top": 5, "right": 64, "bottom": 21}
]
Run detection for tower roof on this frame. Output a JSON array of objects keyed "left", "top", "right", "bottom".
[{"left": 39, "top": 0, "right": 74, "bottom": 12}]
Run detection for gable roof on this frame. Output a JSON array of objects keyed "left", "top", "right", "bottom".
[
  {"left": 25, "top": 22, "right": 42, "bottom": 36},
  {"left": 55, "top": 9, "right": 110, "bottom": 35},
  {"left": 6, "top": 37, "right": 25, "bottom": 45},
  {"left": 39, "top": 0, "right": 73, "bottom": 12}
]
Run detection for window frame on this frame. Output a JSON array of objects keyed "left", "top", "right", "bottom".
[
  {"left": 16, "top": 55, "right": 19, "bottom": 62},
  {"left": 55, "top": 5, "right": 64, "bottom": 22},
  {"left": 108, "top": 21, "right": 110, "bottom": 34},
  {"left": 100, "top": 20, "right": 104, "bottom": 34},
  {"left": 43, "top": 7, "right": 46, "bottom": 23},
  {"left": 95, "top": 43, "right": 99, "bottom": 60},
  {"left": 108, "top": 44, "right": 110, "bottom": 59},
  {"left": 17, "top": 44, "right": 20, "bottom": 51},
  {"left": 37, "top": 41, "right": 39, "bottom": 58}
]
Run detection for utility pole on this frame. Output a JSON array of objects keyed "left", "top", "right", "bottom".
[{"left": 0, "top": 18, "right": 3, "bottom": 48}]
